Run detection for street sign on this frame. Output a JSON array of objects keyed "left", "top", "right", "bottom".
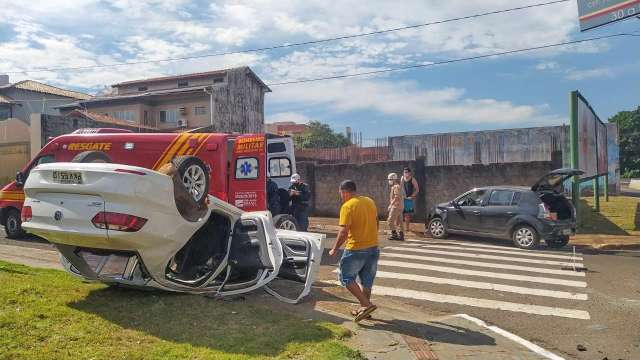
[{"left": 577, "top": 0, "right": 640, "bottom": 31}]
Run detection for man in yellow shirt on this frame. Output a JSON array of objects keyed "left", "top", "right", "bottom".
[{"left": 329, "top": 180, "right": 379, "bottom": 322}]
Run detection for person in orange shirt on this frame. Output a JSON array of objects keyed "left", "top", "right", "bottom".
[{"left": 329, "top": 180, "right": 379, "bottom": 322}]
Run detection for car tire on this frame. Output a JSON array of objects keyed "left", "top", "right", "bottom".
[
  {"left": 5, "top": 208, "right": 26, "bottom": 239},
  {"left": 512, "top": 224, "right": 540, "bottom": 249},
  {"left": 172, "top": 156, "right": 209, "bottom": 205},
  {"left": 428, "top": 217, "right": 448, "bottom": 239},
  {"left": 273, "top": 214, "right": 298, "bottom": 231},
  {"left": 546, "top": 235, "right": 570, "bottom": 248},
  {"left": 71, "top": 151, "right": 112, "bottom": 163}
]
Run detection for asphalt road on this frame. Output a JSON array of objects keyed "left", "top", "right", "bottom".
[
  {"left": 3, "top": 230, "right": 639, "bottom": 359},
  {"left": 321, "top": 233, "right": 640, "bottom": 360}
]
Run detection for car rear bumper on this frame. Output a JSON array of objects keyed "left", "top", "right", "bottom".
[{"left": 538, "top": 219, "right": 576, "bottom": 239}]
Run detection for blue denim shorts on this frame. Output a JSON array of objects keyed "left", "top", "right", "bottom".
[{"left": 338, "top": 247, "right": 380, "bottom": 288}]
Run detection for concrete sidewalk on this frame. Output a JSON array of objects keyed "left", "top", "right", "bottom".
[
  {"left": 1, "top": 242, "right": 564, "bottom": 359},
  {"left": 309, "top": 217, "right": 640, "bottom": 251}
]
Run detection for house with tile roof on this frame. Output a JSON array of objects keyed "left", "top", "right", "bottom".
[
  {"left": 57, "top": 66, "right": 269, "bottom": 133},
  {"left": 0, "top": 75, "right": 91, "bottom": 125}
]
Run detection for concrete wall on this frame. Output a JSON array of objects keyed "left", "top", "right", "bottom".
[
  {"left": 209, "top": 67, "right": 265, "bottom": 133},
  {"left": 390, "top": 126, "right": 569, "bottom": 165},
  {"left": 298, "top": 159, "right": 556, "bottom": 221}
]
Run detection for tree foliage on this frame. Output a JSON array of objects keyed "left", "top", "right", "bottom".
[
  {"left": 293, "top": 121, "right": 351, "bottom": 149},
  {"left": 609, "top": 106, "right": 640, "bottom": 178}
]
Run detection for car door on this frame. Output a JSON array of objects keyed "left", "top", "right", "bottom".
[
  {"left": 447, "top": 189, "right": 487, "bottom": 232},
  {"left": 479, "top": 190, "right": 518, "bottom": 235},
  {"left": 217, "top": 211, "right": 283, "bottom": 295},
  {"left": 264, "top": 230, "right": 325, "bottom": 304}
]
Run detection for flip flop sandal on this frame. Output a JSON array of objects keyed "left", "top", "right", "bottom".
[
  {"left": 354, "top": 305, "right": 377, "bottom": 323},
  {"left": 350, "top": 309, "right": 372, "bottom": 319}
]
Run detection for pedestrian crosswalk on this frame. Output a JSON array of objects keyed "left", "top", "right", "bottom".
[{"left": 336, "top": 238, "right": 591, "bottom": 320}]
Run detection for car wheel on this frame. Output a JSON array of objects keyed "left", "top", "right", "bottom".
[
  {"left": 428, "top": 217, "right": 448, "bottom": 239},
  {"left": 5, "top": 208, "right": 26, "bottom": 239},
  {"left": 512, "top": 224, "right": 540, "bottom": 249},
  {"left": 172, "top": 156, "right": 209, "bottom": 205},
  {"left": 546, "top": 235, "right": 570, "bottom": 248},
  {"left": 71, "top": 151, "right": 112, "bottom": 163},
  {"left": 273, "top": 214, "right": 298, "bottom": 231}
]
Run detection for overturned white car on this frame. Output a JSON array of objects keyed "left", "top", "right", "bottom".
[{"left": 21, "top": 160, "right": 323, "bottom": 303}]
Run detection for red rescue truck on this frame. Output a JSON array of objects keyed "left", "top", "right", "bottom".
[{"left": 0, "top": 129, "right": 298, "bottom": 238}]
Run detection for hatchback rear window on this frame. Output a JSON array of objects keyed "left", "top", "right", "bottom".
[{"left": 488, "top": 190, "right": 515, "bottom": 206}]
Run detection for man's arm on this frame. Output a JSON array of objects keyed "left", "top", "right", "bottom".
[
  {"left": 411, "top": 178, "right": 420, "bottom": 199},
  {"left": 330, "top": 224, "right": 350, "bottom": 256}
]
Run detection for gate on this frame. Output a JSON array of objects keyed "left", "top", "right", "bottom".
[{"left": 0, "top": 142, "right": 29, "bottom": 186}]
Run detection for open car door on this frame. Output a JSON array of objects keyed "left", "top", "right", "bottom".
[{"left": 264, "top": 230, "right": 324, "bottom": 304}]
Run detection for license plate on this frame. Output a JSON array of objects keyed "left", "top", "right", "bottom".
[
  {"left": 52, "top": 170, "right": 83, "bottom": 184},
  {"left": 561, "top": 228, "right": 573, "bottom": 235}
]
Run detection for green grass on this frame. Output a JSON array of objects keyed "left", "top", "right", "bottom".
[
  {"left": 0, "top": 261, "right": 362, "bottom": 360},
  {"left": 579, "top": 196, "right": 640, "bottom": 235}
]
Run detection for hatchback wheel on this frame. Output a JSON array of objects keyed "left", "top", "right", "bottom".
[
  {"left": 512, "top": 224, "right": 539, "bottom": 249},
  {"left": 428, "top": 217, "right": 448, "bottom": 239}
]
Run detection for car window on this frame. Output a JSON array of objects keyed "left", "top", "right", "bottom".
[
  {"left": 512, "top": 192, "right": 522, "bottom": 205},
  {"left": 457, "top": 190, "right": 486, "bottom": 207},
  {"left": 488, "top": 190, "right": 515, "bottom": 206}
]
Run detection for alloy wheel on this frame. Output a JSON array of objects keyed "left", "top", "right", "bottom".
[
  {"left": 182, "top": 164, "right": 206, "bottom": 201},
  {"left": 279, "top": 219, "right": 297, "bottom": 230},
  {"left": 515, "top": 228, "right": 534, "bottom": 247},
  {"left": 430, "top": 220, "right": 445, "bottom": 238}
]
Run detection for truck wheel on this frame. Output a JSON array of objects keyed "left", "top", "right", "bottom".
[
  {"left": 546, "top": 235, "right": 570, "bottom": 248},
  {"left": 273, "top": 214, "right": 298, "bottom": 231},
  {"left": 172, "top": 156, "right": 209, "bottom": 204},
  {"left": 5, "top": 208, "right": 26, "bottom": 239},
  {"left": 428, "top": 217, "right": 448, "bottom": 239},
  {"left": 512, "top": 224, "right": 540, "bottom": 249},
  {"left": 71, "top": 151, "right": 112, "bottom": 163}
]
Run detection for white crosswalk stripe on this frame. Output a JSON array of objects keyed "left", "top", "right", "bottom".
[
  {"left": 400, "top": 242, "right": 584, "bottom": 261},
  {"left": 385, "top": 246, "right": 584, "bottom": 267},
  {"left": 341, "top": 239, "right": 592, "bottom": 320},
  {"left": 405, "top": 238, "right": 584, "bottom": 256},
  {"left": 381, "top": 252, "right": 586, "bottom": 277}
]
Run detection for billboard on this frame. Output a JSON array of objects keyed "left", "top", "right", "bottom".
[
  {"left": 574, "top": 92, "right": 607, "bottom": 179},
  {"left": 577, "top": 0, "right": 640, "bottom": 31}
]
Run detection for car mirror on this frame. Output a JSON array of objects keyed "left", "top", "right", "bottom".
[
  {"left": 15, "top": 171, "right": 25, "bottom": 187},
  {"left": 450, "top": 200, "right": 460, "bottom": 208}
]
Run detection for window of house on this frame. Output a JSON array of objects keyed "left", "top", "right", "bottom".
[
  {"left": 194, "top": 106, "right": 207, "bottom": 116},
  {"left": 269, "top": 158, "right": 291, "bottom": 178},
  {"left": 488, "top": 190, "right": 516, "bottom": 206},
  {"left": 0, "top": 107, "right": 10, "bottom": 120},
  {"left": 177, "top": 80, "right": 189, "bottom": 88},
  {"left": 138, "top": 86, "right": 148, "bottom": 91},
  {"left": 159, "top": 109, "right": 178, "bottom": 124},
  {"left": 213, "top": 78, "right": 224, "bottom": 84},
  {"left": 112, "top": 110, "right": 135, "bottom": 123}
]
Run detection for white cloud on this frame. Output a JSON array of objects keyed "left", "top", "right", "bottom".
[
  {"left": 266, "top": 112, "right": 312, "bottom": 124},
  {"left": 270, "top": 79, "right": 558, "bottom": 125},
  {"left": 564, "top": 67, "right": 614, "bottom": 81},
  {"left": 535, "top": 61, "right": 559, "bottom": 70}
]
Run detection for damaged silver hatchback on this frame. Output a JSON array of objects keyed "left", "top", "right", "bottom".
[{"left": 21, "top": 159, "right": 324, "bottom": 303}]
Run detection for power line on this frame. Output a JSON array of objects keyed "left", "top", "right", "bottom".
[
  {"left": 3, "top": 0, "right": 570, "bottom": 74},
  {"left": 266, "top": 33, "right": 636, "bottom": 86}
]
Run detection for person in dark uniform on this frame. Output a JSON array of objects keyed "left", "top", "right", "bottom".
[
  {"left": 266, "top": 177, "right": 280, "bottom": 216},
  {"left": 288, "top": 173, "right": 311, "bottom": 231}
]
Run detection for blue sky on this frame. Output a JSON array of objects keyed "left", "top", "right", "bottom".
[{"left": 0, "top": 0, "right": 638, "bottom": 142}]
